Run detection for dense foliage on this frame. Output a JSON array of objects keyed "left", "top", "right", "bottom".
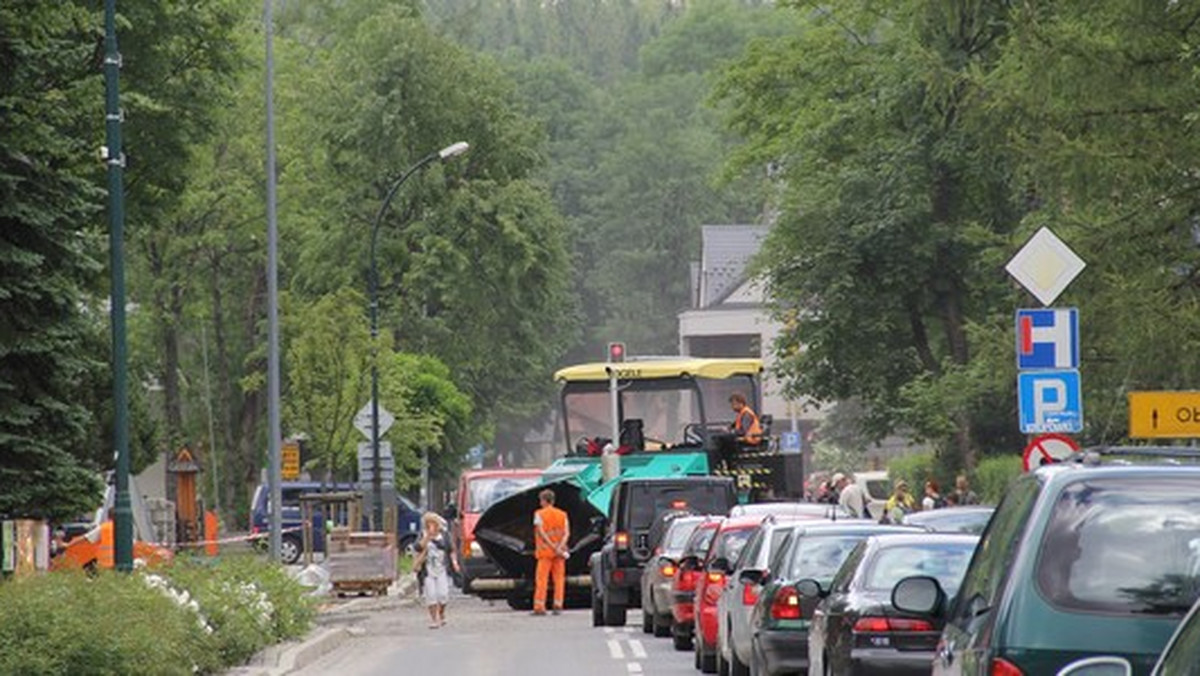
[
  {"left": 719, "top": 0, "right": 1200, "bottom": 471},
  {"left": 9, "top": 0, "right": 1200, "bottom": 518},
  {"left": 0, "top": 557, "right": 314, "bottom": 674}
]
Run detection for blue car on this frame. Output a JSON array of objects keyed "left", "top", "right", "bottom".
[{"left": 250, "top": 482, "right": 422, "bottom": 564}]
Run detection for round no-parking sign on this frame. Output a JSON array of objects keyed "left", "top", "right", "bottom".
[{"left": 1022, "top": 433, "right": 1080, "bottom": 472}]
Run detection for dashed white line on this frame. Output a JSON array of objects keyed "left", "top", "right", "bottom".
[
  {"left": 608, "top": 639, "right": 625, "bottom": 659},
  {"left": 629, "top": 640, "right": 647, "bottom": 659},
  {"left": 626, "top": 663, "right": 643, "bottom": 673}
]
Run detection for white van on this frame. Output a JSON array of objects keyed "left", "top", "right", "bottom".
[{"left": 852, "top": 470, "right": 892, "bottom": 520}]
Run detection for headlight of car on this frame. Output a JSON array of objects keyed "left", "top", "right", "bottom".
[{"left": 469, "top": 540, "right": 484, "bottom": 558}]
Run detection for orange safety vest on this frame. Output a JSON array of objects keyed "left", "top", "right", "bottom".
[
  {"left": 734, "top": 407, "right": 763, "bottom": 445},
  {"left": 534, "top": 506, "right": 568, "bottom": 560}
]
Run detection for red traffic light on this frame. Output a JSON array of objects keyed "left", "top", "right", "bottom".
[{"left": 607, "top": 342, "right": 626, "bottom": 362}]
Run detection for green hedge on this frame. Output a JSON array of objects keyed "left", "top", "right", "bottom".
[
  {"left": 884, "top": 452, "right": 1020, "bottom": 506},
  {"left": 0, "top": 555, "right": 314, "bottom": 675},
  {"left": 974, "top": 455, "right": 1024, "bottom": 504}
]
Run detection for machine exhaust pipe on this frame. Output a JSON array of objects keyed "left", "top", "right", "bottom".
[{"left": 468, "top": 576, "right": 593, "bottom": 593}]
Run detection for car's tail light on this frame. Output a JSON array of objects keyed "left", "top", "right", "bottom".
[
  {"left": 675, "top": 568, "right": 698, "bottom": 593},
  {"left": 770, "top": 585, "right": 801, "bottom": 620},
  {"left": 990, "top": 658, "right": 1023, "bottom": 676},
  {"left": 741, "top": 582, "right": 759, "bottom": 606},
  {"left": 852, "top": 617, "right": 934, "bottom": 633},
  {"left": 615, "top": 532, "right": 630, "bottom": 549},
  {"left": 660, "top": 562, "right": 677, "bottom": 578},
  {"left": 706, "top": 571, "right": 725, "bottom": 585}
]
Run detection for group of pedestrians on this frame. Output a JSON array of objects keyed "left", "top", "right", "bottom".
[{"left": 819, "top": 470, "right": 979, "bottom": 522}]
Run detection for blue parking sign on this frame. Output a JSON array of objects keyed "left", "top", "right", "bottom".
[
  {"left": 1018, "top": 370, "right": 1083, "bottom": 434},
  {"left": 780, "top": 431, "right": 802, "bottom": 454}
]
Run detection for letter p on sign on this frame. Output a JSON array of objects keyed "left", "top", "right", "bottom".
[{"left": 1019, "top": 370, "right": 1083, "bottom": 434}]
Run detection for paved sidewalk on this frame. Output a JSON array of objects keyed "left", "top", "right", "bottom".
[{"left": 224, "top": 573, "right": 417, "bottom": 676}]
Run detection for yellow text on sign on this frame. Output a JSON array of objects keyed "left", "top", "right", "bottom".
[
  {"left": 282, "top": 441, "right": 301, "bottom": 480},
  {"left": 1128, "top": 391, "right": 1200, "bottom": 438}
]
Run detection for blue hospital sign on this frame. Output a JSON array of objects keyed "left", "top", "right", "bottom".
[
  {"left": 1016, "top": 308, "right": 1079, "bottom": 370},
  {"left": 1018, "top": 370, "right": 1083, "bottom": 434}
]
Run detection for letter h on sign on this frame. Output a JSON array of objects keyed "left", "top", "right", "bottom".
[{"left": 1016, "top": 309, "right": 1079, "bottom": 370}]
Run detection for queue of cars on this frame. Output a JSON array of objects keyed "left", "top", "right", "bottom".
[{"left": 602, "top": 448, "right": 1200, "bottom": 676}]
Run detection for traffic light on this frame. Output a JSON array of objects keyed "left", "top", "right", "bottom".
[{"left": 607, "top": 341, "right": 626, "bottom": 363}]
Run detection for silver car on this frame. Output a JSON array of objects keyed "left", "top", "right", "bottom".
[
  {"left": 641, "top": 515, "right": 708, "bottom": 637},
  {"left": 716, "top": 513, "right": 836, "bottom": 675}
]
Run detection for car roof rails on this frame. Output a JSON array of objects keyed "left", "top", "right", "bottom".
[{"left": 1064, "top": 445, "right": 1200, "bottom": 467}]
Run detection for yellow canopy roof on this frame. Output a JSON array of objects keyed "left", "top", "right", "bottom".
[{"left": 554, "top": 357, "right": 763, "bottom": 383}]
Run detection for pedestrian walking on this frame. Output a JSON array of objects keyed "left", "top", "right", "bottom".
[
  {"left": 882, "top": 480, "right": 916, "bottom": 523},
  {"left": 532, "top": 488, "right": 570, "bottom": 615},
  {"left": 951, "top": 474, "right": 979, "bottom": 505},
  {"left": 835, "top": 473, "right": 868, "bottom": 518},
  {"left": 413, "top": 511, "right": 460, "bottom": 628},
  {"left": 921, "top": 479, "right": 946, "bottom": 511}
]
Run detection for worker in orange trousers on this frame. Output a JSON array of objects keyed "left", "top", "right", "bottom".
[{"left": 532, "top": 488, "right": 570, "bottom": 615}]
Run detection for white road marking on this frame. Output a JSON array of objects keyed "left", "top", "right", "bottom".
[
  {"left": 604, "top": 627, "right": 615, "bottom": 634},
  {"left": 629, "top": 640, "right": 647, "bottom": 659},
  {"left": 626, "top": 663, "right": 643, "bottom": 673},
  {"left": 608, "top": 639, "right": 625, "bottom": 659}
]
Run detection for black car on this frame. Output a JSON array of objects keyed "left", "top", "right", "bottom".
[
  {"left": 899, "top": 506, "right": 994, "bottom": 534},
  {"left": 590, "top": 476, "right": 736, "bottom": 626},
  {"left": 747, "top": 522, "right": 920, "bottom": 676},
  {"left": 806, "top": 532, "right": 979, "bottom": 675}
]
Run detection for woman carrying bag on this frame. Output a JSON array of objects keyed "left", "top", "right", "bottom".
[{"left": 413, "top": 512, "right": 460, "bottom": 628}]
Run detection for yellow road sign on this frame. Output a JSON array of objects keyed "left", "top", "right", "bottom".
[
  {"left": 282, "top": 441, "right": 301, "bottom": 480},
  {"left": 1128, "top": 391, "right": 1200, "bottom": 438}
]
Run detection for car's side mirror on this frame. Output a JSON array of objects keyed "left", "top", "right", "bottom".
[
  {"left": 795, "top": 578, "right": 826, "bottom": 599},
  {"left": 1055, "top": 657, "right": 1132, "bottom": 676},
  {"left": 891, "top": 575, "right": 946, "bottom": 616},
  {"left": 738, "top": 569, "right": 765, "bottom": 585}
]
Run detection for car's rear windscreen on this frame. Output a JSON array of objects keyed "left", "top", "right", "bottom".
[
  {"left": 1037, "top": 476, "right": 1200, "bottom": 616},
  {"left": 626, "top": 484, "right": 731, "bottom": 531}
]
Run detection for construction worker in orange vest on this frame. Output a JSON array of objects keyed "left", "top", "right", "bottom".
[
  {"left": 730, "top": 392, "right": 763, "bottom": 446},
  {"left": 532, "top": 488, "right": 570, "bottom": 615}
]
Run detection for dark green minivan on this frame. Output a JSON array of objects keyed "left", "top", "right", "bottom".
[{"left": 893, "top": 455, "right": 1200, "bottom": 676}]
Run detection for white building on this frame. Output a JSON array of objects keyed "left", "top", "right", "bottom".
[{"left": 678, "top": 225, "right": 824, "bottom": 438}]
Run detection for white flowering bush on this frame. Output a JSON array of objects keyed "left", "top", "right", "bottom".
[
  {"left": 165, "top": 555, "right": 315, "bottom": 665},
  {"left": 0, "top": 569, "right": 222, "bottom": 675},
  {"left": 0, "top": 555, "right": 314, "bottom": 674}
]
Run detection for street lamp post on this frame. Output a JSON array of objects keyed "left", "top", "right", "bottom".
[
  {"left": 103, "top": 0, "right": 133, "bottom": 572},
  {"left": 368, "top": 142, "right": 469, "bottom": 528}
]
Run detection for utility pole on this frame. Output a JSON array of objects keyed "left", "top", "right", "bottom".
[
  {"left": 103, "top": 0, "right": 133, "bottom": 572},
  {"left": 264, "top": 0, "right": 283, "bottom": 561}
]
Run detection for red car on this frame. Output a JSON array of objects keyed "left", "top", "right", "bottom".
[
  {"left": 693, "top": 515, "right": 764, "bottom": 673},
  {"left": 672, "top": 519, "right": 720, "bottom": 651}
]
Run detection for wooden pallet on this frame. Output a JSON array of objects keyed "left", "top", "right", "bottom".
[{"left": 332, "top": 578, "right": 390, "bottom": 597}]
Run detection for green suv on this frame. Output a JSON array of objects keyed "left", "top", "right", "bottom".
[{"left": 893, "top": 450, "right": 1200, "bottom": 676}]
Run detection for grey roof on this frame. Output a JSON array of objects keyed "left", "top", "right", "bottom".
[{"left": 698, "top": 225, "right": 769, "bottom": 308}]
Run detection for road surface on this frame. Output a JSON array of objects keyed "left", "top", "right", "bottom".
[{"left": 296, "top": 590, "right": 697, "bottom": 676}]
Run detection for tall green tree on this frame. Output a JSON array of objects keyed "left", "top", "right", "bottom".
[
  {"left": 0, "top": 1, "right": 105, "bottom": 519},
  {"left": 279, "top": 1, "right": 579, "bottom": 455},
  {"left": 120, "top": 0, "right": 247, "bottom": 454},
  {"left": 988, "top": 0, "right": 1200, "bottom": 441},
  {"left": 283, "top": 289, "right": 371, "bottom": 480},
  {"left": 718, "top": 0, "right": 1026, "bottom": 469}
]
